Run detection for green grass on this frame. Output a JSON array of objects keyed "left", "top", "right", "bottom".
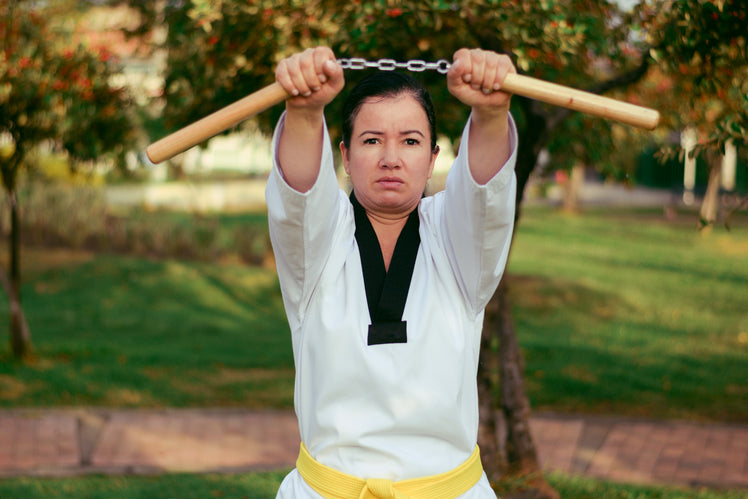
[
  {"left": 506, "top": 207, "right": 748, "bottom": 423},
  {"left": 0, "top": 250, "right": 294, "bottom": 408},
  {"left": 544, "top": 472, "right": 747, "bottom": 498},
  {"left": 0, "top": 470, "right": 744, "bottom": 498},
  {"left": 0, "top": 207, "right": 746, "bottom": 497},
  {"left": 1, "top": 207, "right": 746, "bottom": 423},
  {"left": 0, "top": 471, "right": 287, "bottom": 499}
]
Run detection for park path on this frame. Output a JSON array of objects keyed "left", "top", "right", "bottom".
[{"left": 0, "top": 408, "right": 746, "bottom": 491}]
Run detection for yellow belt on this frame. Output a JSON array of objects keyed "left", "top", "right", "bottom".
[{"left": 296, "top": 443, "right": 484, "bottom": 499}]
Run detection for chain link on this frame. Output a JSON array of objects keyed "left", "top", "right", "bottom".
[{"left": 338, "top": 57, "right": 451, "bottom": 74}]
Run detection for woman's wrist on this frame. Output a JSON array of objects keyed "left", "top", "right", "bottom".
[
  {"left": 470, "top": 105, "right": 510, "bottom": 137},
  {"left": 285, "top": 105, "right": 326, "bottom": 125}
]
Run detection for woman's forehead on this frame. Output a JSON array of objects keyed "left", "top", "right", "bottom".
[{"left": 353, "top": 94, "right": 430, "bottom": 129}]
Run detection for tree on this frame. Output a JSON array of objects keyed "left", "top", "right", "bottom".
[
  {"left": 137, "top": 1, "right": 662, "bottom": 496},
  {"left": 0, "top": 0, "right": 137, "bottom": 358},
  {"left": 641, "top": 0, "right": 747, "bottom": 227}
]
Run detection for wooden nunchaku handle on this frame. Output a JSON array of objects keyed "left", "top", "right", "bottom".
[
  {"left": 146, "top": 82, "right": 290, "bottom": 164},
  {"left": 146, "top": 74, "right": 659, "bottom": 164},
  {"left": 501, "top": 73, "right": 660, "bottom": 131}
]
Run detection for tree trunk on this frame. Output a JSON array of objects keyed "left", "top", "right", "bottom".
[
  {"left": 699, "top": 153, "right": 722, "bottom": 229},
  {"left": 496, "top": 278, "right": 537, "bottom": 474},
  {"left": 496, "top": 278, "right": 559, "bottom": 499},
  {"left": 562, "top": 164, "right": 585, "bottom": 213},
  {"left": 477, "top": 294, "right": 505, "bottom": 482},
  {"left": 475, "top": 97, "right": 559, "bottom": 496},
  {"left": 5, "top": 190, "right": 31, "bottom": 358}
]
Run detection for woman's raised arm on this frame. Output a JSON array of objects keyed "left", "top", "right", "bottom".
[
  {"left": 446, "top": 48, "right": 516, "bottom": 185},
  {"left": 275, "top": 46, "right": 344, "bottom": 192}
]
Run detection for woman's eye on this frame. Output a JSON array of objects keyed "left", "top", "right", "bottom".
[
  {"left": 363, "top": 138, "right": 378, "bottom": 145},
  {"left": 405, "top": 138, "right": 420, "bottom": 146}
]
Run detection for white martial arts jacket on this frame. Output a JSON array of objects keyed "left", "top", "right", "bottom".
[{"left": 266, "top": 112, "right": 517, "bottom": 498}]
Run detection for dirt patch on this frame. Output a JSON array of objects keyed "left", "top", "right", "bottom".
[
  {"left": 0, "top": 246, "right": 96, "bottom": 278},
  {"left": 103, "top": 388, "right": 156, "bottom": 406},
  {"left": 713, "top": 235, "right": 748, "bottom": 256},
  {"left": 33, "top": 280, "right": 65, "bottom": 295},
  {"left": 206, "top": 366, "right": 294, "bottom": 384},
  {"left": 0, "top": 374, "right": 41, "bottom": 401},
  {"left": 560, "top": 365, "right": 598, "bottom": 383},
  {"left": 140, "top": 366, "right": 294, "bottom": 407},
  {"left": 169, "top": 367, "right": 295, "bottom": 407}
]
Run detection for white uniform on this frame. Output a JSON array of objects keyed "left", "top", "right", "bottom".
[{"left": 266, "top": 112, "right": 517, "bottom": 498}]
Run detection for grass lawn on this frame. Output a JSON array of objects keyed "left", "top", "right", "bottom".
[
  {"left": 0, "top": 206, "right": 746, "bottom": 423},
  {"left": 507, "top": 206, "right": 748, "bottom": 423},
  {"left": 0, "top": 469, "right": 745, "bottom": 498},
  {"left": 0, "top": 250, "right": 294, "bottom": 408}
]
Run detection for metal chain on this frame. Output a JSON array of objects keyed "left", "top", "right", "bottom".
[{"left": 337, "top": 58, "right": 451, "bottom": 74}]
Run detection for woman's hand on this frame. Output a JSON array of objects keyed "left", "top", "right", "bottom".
[
  {"left": 275, "top": 46, "right": 344, "bottom": 111},
  {"left": 447, "top": 48, "right": 515, "bottom": 115},
  {"left": 275, "top": 47, "right": 344, "bottom": 193},
  {"left": 447, "top": 48, "right": 516, "bottom": 184}
]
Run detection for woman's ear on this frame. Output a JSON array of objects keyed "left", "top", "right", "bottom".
[
  {"left": 339, "top": 141, "right": 351, "bottom": 175},
  {"left": 428, "top": 145, "right": 440, "bottom": 179}
]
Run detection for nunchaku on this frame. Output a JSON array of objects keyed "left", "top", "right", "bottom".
[{"left": 145, "top": 57, "right": 660, "bottom": 165}]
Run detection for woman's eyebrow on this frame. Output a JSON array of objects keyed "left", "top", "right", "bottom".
[
  {"left": 357, "top": 130, "right": 426, "bottom": 137},
  {"left": 400, "top": 130, "right": 426, "bottom": 137},
  {"left": 358, "top": 130, "right": 384, "bottom": 137}
]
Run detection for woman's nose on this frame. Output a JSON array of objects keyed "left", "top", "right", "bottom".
[{"left": 379, "top": 143, "right": 401, "bottom": 168}]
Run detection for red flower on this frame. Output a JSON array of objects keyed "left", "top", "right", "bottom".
[
  {"left": 386, "top": 8, "right": 403, "bottom": 17},
  {"left": 19, "top": 56, "right": 32, "bottom": 69},
  {"left": 527, "top": 48, "right": 540, "bottom": 59},
  {"left": 656, "top": 80, "right": 671, "bottom": 92},
  {"left": 99, "top": 48, "right": 111, "bottom": 62},
  {"left": 207, "top": 35, "right": 219, "bottom": 45}
]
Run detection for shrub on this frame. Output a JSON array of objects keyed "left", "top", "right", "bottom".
[{"left": 2, "top": 182, "right": 269, "bottom": 265}]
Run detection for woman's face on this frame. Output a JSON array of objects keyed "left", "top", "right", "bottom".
[{"left": 340, "top": 93, "right": 438, "bottom": 219}]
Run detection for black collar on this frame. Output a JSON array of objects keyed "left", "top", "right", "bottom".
[{"left": 351, "top": 192, "right": 421, "bottom": 346}]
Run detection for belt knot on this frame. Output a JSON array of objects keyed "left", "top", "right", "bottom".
[
  {"left": 296, "top": 442, "right": 483, "bottom": 499},
  {"left": 360, "top": 478, "right": 408, "bottom": 499}
]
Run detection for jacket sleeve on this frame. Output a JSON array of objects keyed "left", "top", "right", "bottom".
[
  {"left": 265, "top": 111, "right": 349, "bottom": 330},
  {"left": 438, "top": 113, "right": 518, "bottom": 316}
]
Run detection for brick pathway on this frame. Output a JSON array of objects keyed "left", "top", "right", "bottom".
[
  {"left": 0, "top": 408, "right": 746, "bottom": 491},
  {"left": 529, "top": 415, "right": 748, "bottom": 489},
  {"left": 0, "top": 413, "right": 79, "bottom": 472}
]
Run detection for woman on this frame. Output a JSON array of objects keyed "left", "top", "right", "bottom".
[{"left": 265, "top": 46, "right": 517, "bottom": 498}]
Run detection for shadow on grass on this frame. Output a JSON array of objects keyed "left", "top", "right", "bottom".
[
  {"left": 1, "top": 248, "right": 745, "bottom": 423},
  {"left": 0, "top": 254, "right": 294, "bottom": 408},
  {"left": 506, "top": 274, "right": 747, "bottom": 423}
]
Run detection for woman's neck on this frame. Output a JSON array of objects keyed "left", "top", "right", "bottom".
[{"left": 367, "top": 212, "right": 409, "bottom": 272}]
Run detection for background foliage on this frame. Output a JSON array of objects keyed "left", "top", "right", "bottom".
[{"left": 644, "top": 0, "right": 747, "bottom": 157}]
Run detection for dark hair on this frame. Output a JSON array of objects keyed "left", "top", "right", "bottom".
[{"left": 341, "top": 71, "right": 437, "bottom": 152}]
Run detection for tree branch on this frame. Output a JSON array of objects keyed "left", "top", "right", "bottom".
[{"left": 588, "top": 54, "right": 651, "bottom": 96}]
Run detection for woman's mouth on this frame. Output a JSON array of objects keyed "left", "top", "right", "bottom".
[{"left": 377, "top": 176, "right": 403, "bottom": 189}]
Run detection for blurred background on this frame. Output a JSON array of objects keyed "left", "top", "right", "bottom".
[{"left": 0, "top": 1, "right": 746, "bottom": 498}]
